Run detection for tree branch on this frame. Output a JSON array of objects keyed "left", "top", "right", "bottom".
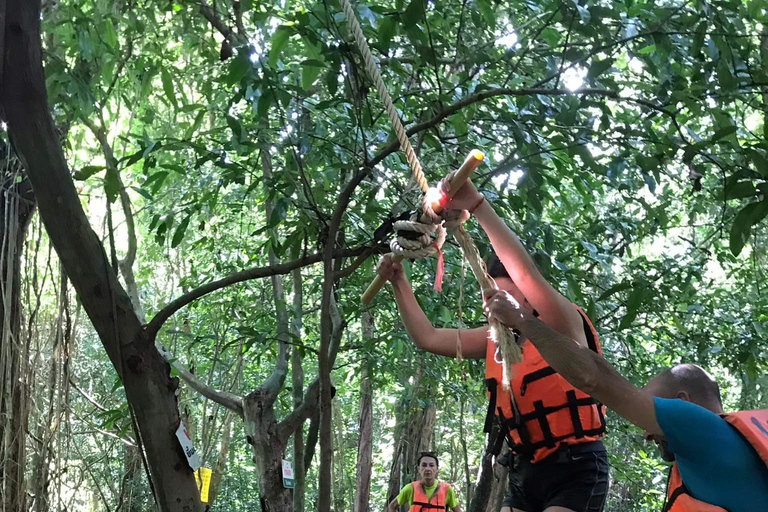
[
  {"left": 198, "top": 2, "right": 247, "bottom": 46},
  {"left": 145, "top": 245, "right": 374, "bottom": 339},
  {"left": 368, "top": 86, "right": 668, "bottom": 168},
  {"left": 157, "top": 346, "right": 244, "bottom": 417}
]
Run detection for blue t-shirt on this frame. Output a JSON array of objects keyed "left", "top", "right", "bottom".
[{"left": 654, "top": 397, "right": 768, "bottom": 512}]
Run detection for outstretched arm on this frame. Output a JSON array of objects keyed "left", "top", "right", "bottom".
[
  {"left": 440, "top": 177, "right": 586, "bottom": 345},
  {"left": 377, "top": 255, "right": 487, "bottom": 359},
  {"left": 485, "top": 289, "right": 663, "bottom": 436}
]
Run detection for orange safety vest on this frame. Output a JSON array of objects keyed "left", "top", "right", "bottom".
[
  {"left": 484, "top": 306, "right": 606, "bottom": 463},
  {"left": 409, "top": 481, "right": 449, "bottom": 512},
  {"left": 663, "top": 410, "right": 768, "bottom": 512}
]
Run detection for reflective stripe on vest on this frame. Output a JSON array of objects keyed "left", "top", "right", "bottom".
[
  {"left": 409, "top": 481, "right": 448, "bottom": 512},
  {"left": 484, "top": 305, "right": 606, "bottom": 463},
  {"left": 664, "top": 409, "right": 768, "bottom": 512}
]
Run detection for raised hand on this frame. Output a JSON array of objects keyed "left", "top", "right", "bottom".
[{"left": 376, "top": 254, "right": 405, "bottom": 284}]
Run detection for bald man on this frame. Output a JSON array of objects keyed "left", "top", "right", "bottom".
[{"left": 484, "top": 289, "right": 768, "bottom": 512}]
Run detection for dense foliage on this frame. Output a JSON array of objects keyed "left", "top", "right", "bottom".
[{"left": 3, "top": 0, "right": 767, "bottom": 510}]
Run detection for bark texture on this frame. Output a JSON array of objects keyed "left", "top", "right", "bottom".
[{"left": 0, "top": 2, "right": 201, "bottom": 509}]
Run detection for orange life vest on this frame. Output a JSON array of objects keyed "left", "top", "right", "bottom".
[
  {"left": 484, "top": 306, "right": 606, "bottom": 463},
  {"left": 409, "top": 481, "right": 449, "bottom": 512},
  {"left": 663, "top": 410, "right": 768, "bottom": 512}
]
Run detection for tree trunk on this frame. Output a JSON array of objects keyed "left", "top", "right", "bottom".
[
  {"left": 468, "top": 424, "right": 508, "bottom": 512},
  {"left": 0, "top": 2, "right": 202, "bottom": 510},
  {"left": 291, "top": 269, "right": 306, "bottom": 512},
  {"left": 459, "top": 399, "right": 472, "bottom": 506},
  {"left": 333, "top": 399, "right": 347, "bottom": 512},
  {"left": 352, "top": 312, "right": 374, "bottom": 512},
  {"left": 207, "top": 410, "right": 234, "bottom": 507},
  {"left": 243, "top": 390, "right": 292, "bottom": 512},
  {"left": 385, "top": 401, "right": 406, "bottom": 510},
  {"left": 0, "top": 146, "right": 35, "bottom": 512}
]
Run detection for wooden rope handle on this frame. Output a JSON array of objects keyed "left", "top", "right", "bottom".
[{"left": 361, "top": 150, "right": 484, "bottom": 305}]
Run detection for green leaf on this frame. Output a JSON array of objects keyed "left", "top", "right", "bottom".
[
  {"left": 226, "top": 51, "right": 251, "bottom": 85},
  {"left": 717, "top": 60, "right": 736, "bottom": 90},
  {"left": 597, "top": 282, "right": 633, "bottom": 301},
  {"left": 144, "top": 171, "right": 170, "bottom": 194},
  {"left": 710, "top": 125, "right": 737, "bottom": 143},
  {"left": 268, "top": 197, "right": 289, "bottom": 227},
  {"left": 104, "top": 167, "right": 120, "bottom": 203},
  {"left": 402, "top": 0, "right": 425, "bottom": 27},
  {"left": 226, "top": 115, "right": 243, "bottom": 142},
  {"left": 619, "top": 286, "right": 646, "bottom": 330},
  {"left": 171, "top": 215, "right": 191, "bottom": 248},
  {"left": 161, "top": 68, "right": 177, "bottom": 109},
  {"left": 729, "top": 200, "right": 768, "bottom": 256},
  {"left": 637, "top": 44, "right": 656, "bottom": 55},
  {"left": 476, "top": 0, "right": 496, "bottom": 28},
  {"left": 301, "top": 61, "right": 324, "bottom": 91},
  {"left": 241, "top": 0, "right": 253, "bottom": 12},
  {"left": 378, "top": 17, "right": 397, "bottom": 51},
  {"left": 748, "top": 149, "right": 768, "bottom": 177},
  {"left": 73, "top": 165, "right": 105, "bottom": 180},
  {"left": 184, "top": 109, "right": 207, "bottom": 139},
  {"left": 269, "top": 27, "right": 293, "bottom": 68},
  {"left": 257, "top": 89, "right": 273, "bottom": 119},
  {"left": 587, "top": 58, "right": 614, "bottom": 80},
  {"left": 104, "top": 19, "right": 118, "bottom": 50},
  {"left": 723, "top": 181, "right": 756, "bottom": 200}
]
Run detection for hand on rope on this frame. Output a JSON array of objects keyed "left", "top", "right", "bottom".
[
  {"left": 361, "top": 150, "right": 484, "bottom": 304},
  {"left": 436, "top": 173, "right": 524, "bottom": 388}
]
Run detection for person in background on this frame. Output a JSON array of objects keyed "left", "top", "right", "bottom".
[{"left": 387, "top": 452, "right": 462, "bottom": 512}]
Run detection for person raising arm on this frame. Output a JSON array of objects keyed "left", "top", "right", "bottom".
[
  {"left": 484, "top": 289, "right": 768, "bottom": 512},
  {"left": 377, "top": 175, "right": 611, "bottom": 512}
]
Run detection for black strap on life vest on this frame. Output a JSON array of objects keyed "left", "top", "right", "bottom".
[
  {"left": 483, "top": 307, "right": 607, "bottom": 457},
  {"left": 662, "top": 467, "right": 688, "bottom": 512}
]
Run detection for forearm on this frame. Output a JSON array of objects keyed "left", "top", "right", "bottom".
[
  {"left": 388, "top": 499, "right": 399, "bottom": 512},
  {"left": 472, "top": 200, "right": 539, "bottom": 286},
  {"left": 391, "top": 279, "right": 437, "bottom": 345},
  {"left": 519, "top": 313, "right": 662, "bottom": 435},
  {"left": 518, "top": 314, "right": 602, "bottom": 394}
]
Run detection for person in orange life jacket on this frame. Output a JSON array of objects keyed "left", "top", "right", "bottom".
[
  {"left": 377, "top": 176, "right": 609, "bottom": 512},
  {"left": 387, "top": 452, "right": 462, "bottom": 512},
  {"left": 484, "top": 290, "right": 768, "bottom": 512}
]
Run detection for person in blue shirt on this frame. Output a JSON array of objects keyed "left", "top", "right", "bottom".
[{"left": 483, "top": 289, "right": 768, "bottom": 512}]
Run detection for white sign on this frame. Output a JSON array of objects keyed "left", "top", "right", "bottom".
[
  {"left": 282, "top": 459, "right": 294, "bottom": 489},
  {"left": 175, "top": 423, "right": 201, "bottom": 471}
]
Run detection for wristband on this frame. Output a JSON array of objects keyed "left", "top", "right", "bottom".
[{"left": 468, "top": 196, "right": 485, "bottom": 214}]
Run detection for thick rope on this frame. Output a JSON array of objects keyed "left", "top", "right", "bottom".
[
  {"left": 340, "top": 0, "right": 522, "bottom": 385},
  {"left": 339, "top": 0, "right": 429, "bottom": 195}
]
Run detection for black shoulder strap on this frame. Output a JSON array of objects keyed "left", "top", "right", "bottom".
[
  {"left": 576, "top": 307, "right": 598, "bottom": 354},
  {"left": 662, "top": 466, "right": 688, "bottom": 512}
]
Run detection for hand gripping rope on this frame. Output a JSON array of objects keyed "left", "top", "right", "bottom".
[{"left": 340, "top": 0, "right": 522, "bottom": 384}]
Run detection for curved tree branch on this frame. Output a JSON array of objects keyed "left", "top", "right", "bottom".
[
  {"left": 368, "top": 87, "right": 672, "bottom": 170},
  {"left": 158, "top": 345, "right": 244, "bottom": 417},
  {"left": 145, "top": 244, "right": 377, "bottom": 339}
]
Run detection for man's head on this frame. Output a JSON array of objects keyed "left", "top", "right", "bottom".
[
  {"left": 486, "top": 254, "right": 533, "bottom": 313},
  {"left": 642, "top": 363, "right": 723, "bottom": 461},
  {"left": 416, "top": 452, "right": 439, "bottom": 486}
]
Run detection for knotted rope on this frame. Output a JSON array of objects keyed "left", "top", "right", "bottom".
[{"left": 339, "top": 0, "right": 522, "bottom": 385}]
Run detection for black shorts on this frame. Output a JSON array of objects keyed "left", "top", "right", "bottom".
[{"left": 501, "top": 441, "right": 609, "bottom": 512}]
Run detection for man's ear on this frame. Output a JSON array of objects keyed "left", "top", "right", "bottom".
[{"left": 676, "top": 390, "right": 691, "bottom": 402}]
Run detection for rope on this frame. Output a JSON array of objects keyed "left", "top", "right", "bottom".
[
  {"left": 340, "top": 0, "right": 522, "bottom": 385},
  {"left": 338, "top": 0, "right": 429, "bottom": 195}
]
